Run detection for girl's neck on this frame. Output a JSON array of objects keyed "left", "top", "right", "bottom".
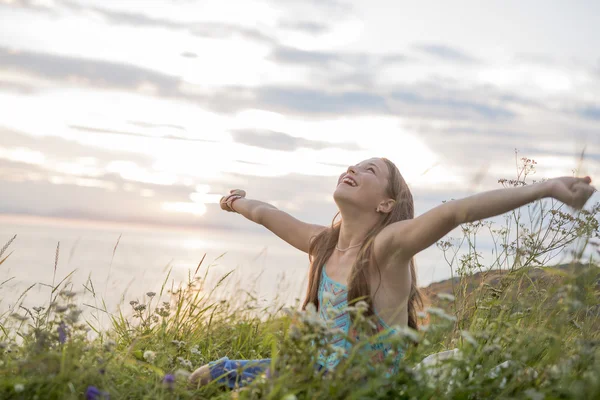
[{"left": 337, "top": 211, "right": 379, "bottom": 251}]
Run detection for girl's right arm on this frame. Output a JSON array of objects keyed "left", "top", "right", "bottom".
[{"left": 222, "top": 190, "right": 326, "bottom": 254}]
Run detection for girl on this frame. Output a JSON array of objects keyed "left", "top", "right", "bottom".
[{"left": 189, "top": 157, "right": 595, "bottom": 389}]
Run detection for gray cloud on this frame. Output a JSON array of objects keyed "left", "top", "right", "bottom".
[
  {"left": 256, "top": 86, "right": 389, "bottom": 114},
  {"left": 413, "top": 43, "right": 478, "bottom": 63},
  {"left": 68, "top": 125, "right": 216, "bottom": 143},
  {"left": 578, "top": 106, "right": 600, "bottom": 120},
  {"left": 271, "top": 45, "right": 410, "bottom": 69},
  {"left": 230, "top": 129, "right": 362, "bottom": 151},
  {"left": 389, "top": 89, "right": 516, "bottom": 120},
  {"left": 279, "top": 20, "right": 330, "bottom": 34},
  {"left": 0, "top": 46, "right": 182, "bottom": 94},
  {"left": 0, "top": 127, "right": 154, "bottom": 166},
  {"left": 0, "top": 79, "right": 37, "bottom": 94},
  {"left": 127, "top": 120, "right": 186, "bottom": 131}
]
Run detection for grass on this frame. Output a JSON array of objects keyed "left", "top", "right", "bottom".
[{"left": 1, "top": 155, "right": 599, "bottom": 399}]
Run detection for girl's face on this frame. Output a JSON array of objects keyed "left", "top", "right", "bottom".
[{"left": 333, "top": 157, "right": 391, "bottom": 211}]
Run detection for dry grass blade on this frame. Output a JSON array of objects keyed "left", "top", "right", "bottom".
[
  {"left": 195, "top": 253, "right": 207, "bottom": 277},
  {"left": 54, "top": 241, "right": 60, "bottom": 272},
  {"left": 0, "top": 251, "right": 13, "bottom": 267},
  {"left": 0, "top": 234, "right": 17, "bottom": 260}
]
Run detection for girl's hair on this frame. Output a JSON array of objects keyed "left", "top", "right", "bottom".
[{"left": 301, "top": 158, "right": 424, "bottom": 330}]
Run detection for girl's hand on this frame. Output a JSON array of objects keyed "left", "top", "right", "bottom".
[
  {"left": 220, "top": 189, "right": 246, "bottom": 212},
  {"left": 548, "top": 176, "right": 596, "bottom": 210}
]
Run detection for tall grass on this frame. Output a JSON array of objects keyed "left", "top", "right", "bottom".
[{"left": 0, "top": 154, "right": 599, "bottom": 399}]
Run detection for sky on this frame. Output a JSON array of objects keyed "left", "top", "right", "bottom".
[{"left": 0, "top": 0, "right": 599, "bottom": 233}]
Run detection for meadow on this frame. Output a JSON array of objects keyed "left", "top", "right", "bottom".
[{"left": 1, "top": 156, "right": 599, "bottom": 400}]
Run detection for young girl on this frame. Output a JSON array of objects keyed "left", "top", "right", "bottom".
[{"left": 189, "top": 157, "right": 595, "bottom": 389}]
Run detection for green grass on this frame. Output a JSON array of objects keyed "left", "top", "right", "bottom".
[{"left": 1, "top": 156, "right": 599, "bottom": 399}]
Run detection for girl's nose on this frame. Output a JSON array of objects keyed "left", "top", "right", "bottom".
[{"left": 347, "top": 166, "right": 356, "bottom": 174}]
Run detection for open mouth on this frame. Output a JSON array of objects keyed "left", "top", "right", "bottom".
[{"left": 341, "top": 176, "right": 358, "bottom": 187}]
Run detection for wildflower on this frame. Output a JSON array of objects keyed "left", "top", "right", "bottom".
[
  {"left": 436, "top": 292, "right": 455, "bottom": 302},
  {"left": 425, "top": 307, "right": 457, "bottom": 322},
  {"left": 177, "top": 357, "right": 193, "bottom": 369},
  {"left": 33, "top": 306, "right": 44, "bottom": 313},
  {"left": 59, "top": 290, "right": 77, "bottom": 298},
  {"left": 14, "top": 383, "right": 24, "bottom": 392},
  {"left": 134, "top": 304, "right": 147, "bottom": 312},
  {"left": 85, "top": 386, "right": 109, "bottom": 400},
  {"left": 174, "top": 368, "right": 191, "bottom": 379},
  {"left": 55, "top": 305, "right": 69, "bottom": 313},
  {"left": 129, "top": 300, "right": 139, "bottom": 307},
  {"left": 282, "top": 395, "right": 298, "bottom": 400},
  {"left": 524, "top": 389, "right": 544, "bottom": 400},
  {"left": 67, "top": 309, "right": 83, "bottom": 324},
  {"left": 190, "top": 345, "right": 201, "bottom": 356},
  {"left": 460, "top": 330, "right": 477, "bottom": 346},
  {"left": 394, "top": 325, "right": 420, "bottom": 342},
  {"left": 163, "top": 374, "right": 175, "bottom": 389},
  {"left": 288, "top": 325, "right": 302, "bottom": 340},
  {"left": 143, "top": 350, "right": 156, "bottom": 363},
  {"left": 103, "top": 339, "right": 116, "bottom": 351},
  {"left": 171, "top": 340, "right": 186, "bottom": 348},
  {"left": 58, "top": 322, "right": 68, "bottom": 344},
  {"left": 305, "top": 303, "right": 317, "bottom": 314},
  {"left": 356, "top": 300, "right": 369, "bottom": 312},
  {"left": 321, "top": 292, "right": 334, "bottom": 304},
  {"left": 416, "top": 311, "right": 427, "bottom": 318},
  {"left": 146, "top": 292, "right": 156, "bottom": 298}
]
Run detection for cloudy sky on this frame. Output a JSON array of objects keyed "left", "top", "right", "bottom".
[{"left": 1, "top": 0, "right": 599, "bottom": 232}]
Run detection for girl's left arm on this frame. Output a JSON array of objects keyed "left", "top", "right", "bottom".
[{"left": 376, "top": 176, "right": 596, "bottom": 262}]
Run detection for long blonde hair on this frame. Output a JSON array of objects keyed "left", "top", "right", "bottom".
[{"left": 301, "top": 158, "right": 424, "bottom": 330}]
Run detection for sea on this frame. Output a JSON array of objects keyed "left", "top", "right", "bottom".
[{"left": 0, "top": 214, "right": 451, "bottom": 333}]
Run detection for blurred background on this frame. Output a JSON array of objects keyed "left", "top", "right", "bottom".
[{"left": 1, "top": 0, "right": 599, "bottom": 324}]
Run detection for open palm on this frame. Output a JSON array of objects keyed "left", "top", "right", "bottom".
[{"left": 550, "top": 176, "right": 596, "bottom": 210}]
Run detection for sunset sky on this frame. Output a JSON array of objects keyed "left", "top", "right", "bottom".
[{"left": 1, "top": 0, "right": 599, "bottom": 232}]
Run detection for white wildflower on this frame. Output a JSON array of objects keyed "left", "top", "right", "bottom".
[
  {"left": 436, "top": 292, "right": 455, "bottom": 302},
  {"left": 282, "top": 395, "right": 298, "bottom": 400},
  {"left": 425, "top": 307, "right": 457, "bottom": 322},
  {"left": 524, "top": 389, "right": 544, "bottom": 400},
  {"left": 483, "top": 344, "right": 501, "bottom": 354},
  {"left": 460, "top": 330, "right": 477, "bottom": 346},
  {"left": 395, "top": 325, "right": 420, "bottom": 342},
  {"left": 355, "top": 300, "right": 369, "bottom": 312},
  {"left": 321, "top": 292, "right": 334, "bottom": 304},
  {"left": 14, "top": 383, "right": 24, "bottom": 393},
  {"left": 418, "top": 324, "right": 430, "bottom": 332},
  {"left": 190, "top": 345, "right": 201, "bottom": 355},
  {"left": 177, "top": 357, "right": 193, "bottom": 369},
  {"left": 143, "top": 350, "right": 156, "bottom": 363},
  {"left": 175, "top": 368, "right": 191, "bottom": 379},
  {"left": 416, "top": 311, "right": 427, "bottom": 318}
]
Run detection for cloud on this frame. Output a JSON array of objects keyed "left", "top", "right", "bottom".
[
  {"left": 256, "top": 86, "right": 389, "bottom": 115},
  {"left": 68, "top": 125, "right": 216, "bottom": 143},
  {"left": 0, "top": 127, "right": 154, "bottom": 166},
  {"left": 413, "top": 43, "right": 478, "bottom": 63},
  {"left": 0, "top": 46, "right": 182, "bottom": 94},
  {"left": 389, "top": 89, "right": 516, "bottom": 120},
  {"left": 271, "top": 45, "right": 409, "bottom": 69},
  {"left": 578, "top": 106, "right": 600, "bottom": 120},
  {"left": 230, "top": 129, "right": 362, "bottom": 151},
  {"left": 278, "top": 20, "right": 330, "bottom": 34}
]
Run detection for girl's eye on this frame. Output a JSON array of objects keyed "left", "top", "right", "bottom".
[{"left": 368, "top": 168, "right": 375, "bottom": 173}]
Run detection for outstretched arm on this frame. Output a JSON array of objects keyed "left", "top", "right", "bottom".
[
  {"left": 221, "top": 190, "right": 326, "bottom": 254},
  {"left": 376, "top": 176, "right": 596, "bottom": 262}
]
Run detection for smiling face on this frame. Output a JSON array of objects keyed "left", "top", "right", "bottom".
[{"left": 333, "top": 157, "right": 394, "bottom": 213}]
